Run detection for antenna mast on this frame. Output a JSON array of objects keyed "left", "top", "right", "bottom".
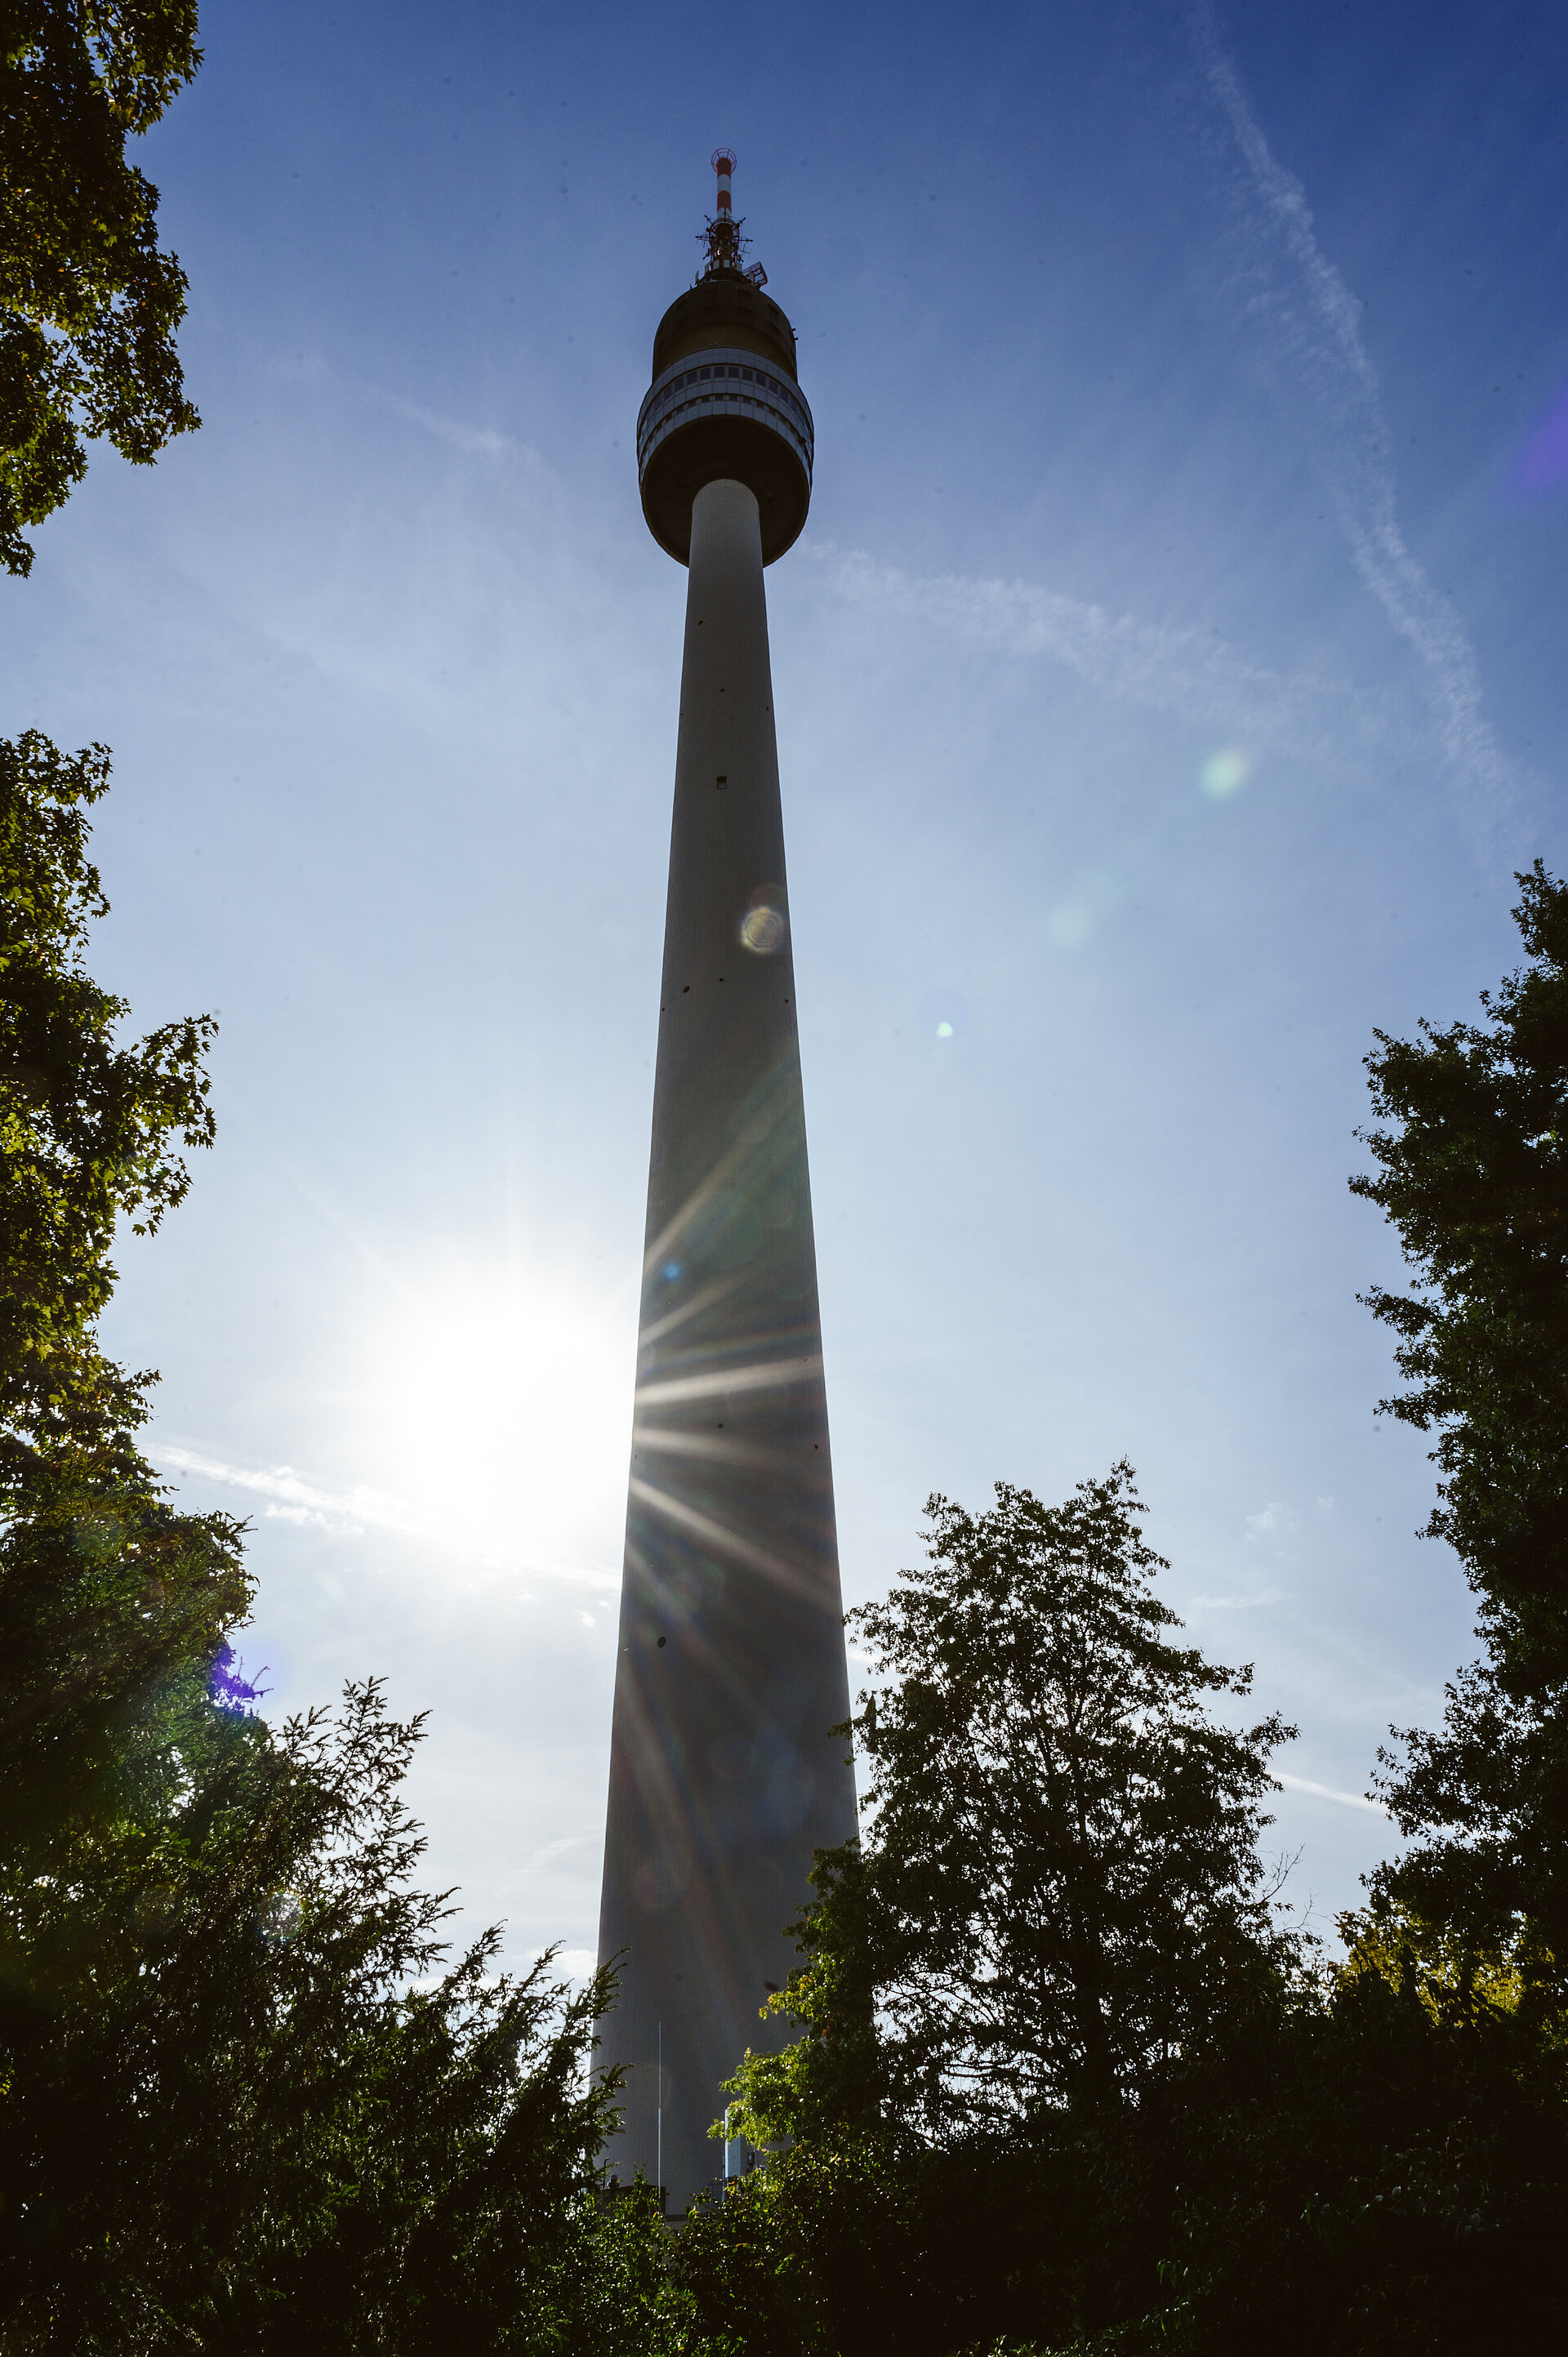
[{"left": 700, "top": 146, "right": 768, "bottom": 287}]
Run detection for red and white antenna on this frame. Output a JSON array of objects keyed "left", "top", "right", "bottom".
[
  {"left": 700, "top": 146, "right": 766, "bottom": 284},
  {"left": 711, "top": 145, "right": 737, "bottom": 216}
]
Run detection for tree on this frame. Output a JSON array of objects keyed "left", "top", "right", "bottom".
[
  {"left": 2, "top": 727, "right": 215, "bottom": 1490},
  {"left": 1352, "top": 862, "right": 1568, "bottom": 1976},
  {"left": 0, "top": 1666, "right": 679, "bottom": 2353},
  {"left": 0, "top": 727, "right": 239, "bottom": 1874},
  {"left": 1, "top": 0, "right": 202, "bottom": 576},
  {"left": 0, "top": 725, "right": 214, "bottom": 1489},
  {"left": 755, "top": 1466, "right": 1297, "bottom": 2141},
  {"left": 1353, "top": 860, "right": 1568, "bottom": 1688},
  {"left": 2, "top": 0, "right": 234, "bottom": 1872},
  {"left": 1072, "top": 1955, "right": 1568, "bottom": 2357},
  {"left": 680, "top": 1470, "right": 1301, "bottom": 2357}
]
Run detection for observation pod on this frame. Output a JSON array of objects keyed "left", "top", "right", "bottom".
[
  {"left": 596, "top": 153, "right": 856, "bottom": 2216},
  {"left": 636, "top": 283, "right": 813, "bottom": 564}
]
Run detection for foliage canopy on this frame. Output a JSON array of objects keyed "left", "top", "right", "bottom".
[
  {"left": 1, "top": 1669, "right": 645, "bottom": 2352},
  {"left": 678, "top": 1462, "right": 1568, "bottom": 2357},
  {"left": 729, "top": 1464, "right": 1298, "bottom": 2156},
  {"left": 1353, "top": 862, "right": 1568, "bottom": 1982},
  {"left": 1, "top": 728, "right": 214, "bottom": 1499},
  {"left": 1, "top": 0, "right": 202, "bottom": 574}
]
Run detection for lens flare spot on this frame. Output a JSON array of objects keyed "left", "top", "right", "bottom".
[
  {"left": 917, "top": 989, "right": 969, "bottom": 1040},
  {"left": 1046, "top": 904, "right": 1094, "bottom": 950},
  {"left": 633, "top": 1858, "right": 685, "bottom": 1910},
  {"left": 261, "top": 1889, "right": 301, "bottom": 1947},
  {"left": 210, "top": 1641, "right": 267, "bottom": 1715},
  {"left": 1200, "top": 748, "right": 1250, "bottom": 800},
  {"left": 1045, "top": 868, "right": 1122, "bottom": 951},
  {"left": 662, "top": 1260, "right": 683, "bottom": 1281},
  {"left": 1511, "top": 376, "right": 1568, "bottom": 497},
  {"left": 740, "top": 905, "right": 786, "bottom": 954},
  {"left": 686, "top": 1186, "right": 760, "bottom": 1270}
]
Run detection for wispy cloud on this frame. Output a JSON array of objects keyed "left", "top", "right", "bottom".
[
  {"left": 1277, "top": 1771, "right": 1387, "bottom": 1817},
  {"left": 151, "top": 1441, "right": 617, "bottom": 1593},
  {"left": 822, "top": 20, "right": 1521, "bottom": 839},
  {"left": 1190, "top": 2, "right": 1515, "bottom": 825},
  {"left": 368, "top": 389, "right": 515, "bottom": 459},
  {"left": 819, "top": 544, "right": 1381, "bottom": 764},
  {"left": 156, "top": 1443, "right": 413, "bottom": 1536},
  {"left": 515, "top": 1834, "right": 589, "bottom": 1876},
  {"left": 1245, "top": 1500, "right": 1300, "bottom": 1544},
  {"left": 266, "top": 352, "right": 518, "bottom": 461},
  {"left": 265, "top": 1500, "right": 350, "bottom": 1531}
]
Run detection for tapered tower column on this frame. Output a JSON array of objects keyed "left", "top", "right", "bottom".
[{"left": 597, "top": 158, "right": 857, "bottom": 2213}]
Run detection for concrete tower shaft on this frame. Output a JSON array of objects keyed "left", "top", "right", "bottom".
[{"left": 599, "top": 159, "right": 856, "bottom": 2213}]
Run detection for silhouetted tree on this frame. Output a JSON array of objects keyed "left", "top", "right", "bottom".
[
  {"left": 1, "top": 0, "right": 202, "bottom": 573},
  {"left": 1, "top": 728, "right": 214, "bottom": 1490},
  {"left": 737, "top": 1466, "right": 1298, "bottom": 2147},
  {"left": 682, "top": 1455, "right": 1568, "bottom": 2357},
  {"left": 0, "top": 728, "right": 240, "bottom": 1885},
  {"left": 678, "top": 1468, "right": 1303, "bottom": 2356},
  {"left": 1, "top": 1668, "right": 661, "bottom": 2352},
  {"left": 1352, "top": 862, "right": 1568, "bottom": 1985}
]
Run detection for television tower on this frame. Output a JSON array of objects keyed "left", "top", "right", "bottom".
[{"left": 596, "top": 150, "right": 857, "bottom": 2212}]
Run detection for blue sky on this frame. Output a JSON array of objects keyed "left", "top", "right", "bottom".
[{"left": 8, "top": 0, "right": 1568, "bottom": 1975}]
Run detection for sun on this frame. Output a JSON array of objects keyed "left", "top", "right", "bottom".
[{"left": 337, "top": 1248, "right": 636, "bottom": 1588}]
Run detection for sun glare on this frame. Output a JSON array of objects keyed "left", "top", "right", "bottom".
[{"left": 341, "top": 1255, "right": 635, "bottom": 1585}]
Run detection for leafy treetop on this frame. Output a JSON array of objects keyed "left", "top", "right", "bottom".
[
  {"left": 728, "top": 1466, "right": 1298, "bottom": 2154},
  {"left": 1, "top": 0, "right": 202, "bottom": 575},
  {"left": 1352, "top": 860, "right": 1568, "bottom": 1691},
  {"left": 1, "top": 728, "right": 214, "bottom": 1500}
]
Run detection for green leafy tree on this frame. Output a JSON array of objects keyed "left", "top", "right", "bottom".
[
  {"left": 2, "top": 0, "right": 233, "bottom": 1894},
  {"left": 1, "top": 0, "right": 202, "bottom": 574},
  {"left": 0, "top": 1668, "right": 685, "bottom": 2353},
  {"left": 742, "top": 1466, "right": 1298, "bottom": 2145},
  {"left": 681, "top": 1469, "right": 1302, "bottom": 2357},
  {"left": 1352, "top": 862, "right": 1568, "bottom": 1978},
  {"left": 0, "top": 728, "right": 238, "bottom": 1874},
  {"left": 1353, "top": 859, "right": 1568, "bottom": 1685},
  {"left": 2, "top": 727, "right": 215, "bottom": 1492},
  {"left": 1062, "top": 1963, "right": 1568, "bottom": 2357}
]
